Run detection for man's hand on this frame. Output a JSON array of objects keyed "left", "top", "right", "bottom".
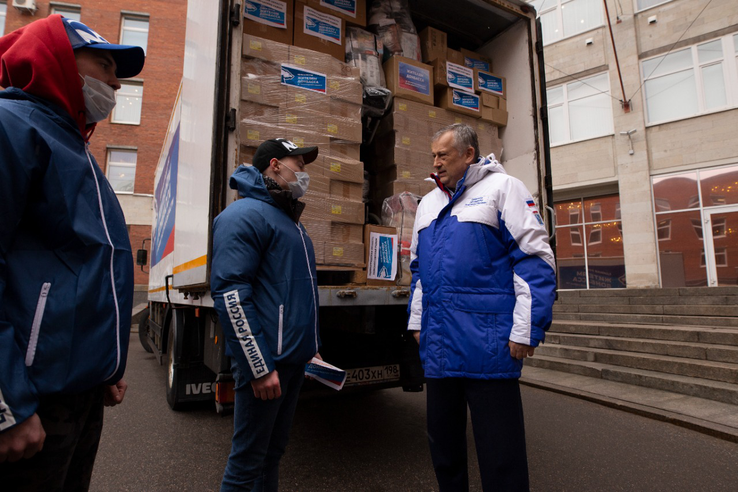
[
  {"left": 0, "top": 413, "right": 46, "bottom": 463},
  {"left": 508, "top": 341, "right": 536, "bottom": 360},
  {"left": 412, "top": 331, "right": 420, "bottom": 344},
  {"left": 251, "top": 371, "right": 281, "bottom": 400},
  {"left": 104, "top": 379, "right": 128, "bottom": 407}
]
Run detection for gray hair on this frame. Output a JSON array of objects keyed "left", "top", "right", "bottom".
[{"left": 432, "top": 123, "right": 480, "bottom": 161}]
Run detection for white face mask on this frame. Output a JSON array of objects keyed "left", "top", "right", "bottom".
[
  {"left": 79, "top": 74, "right": 117, "bottom": 124},
  {"left": 276, "top": 161, "right": 310, "bottom": 198}
]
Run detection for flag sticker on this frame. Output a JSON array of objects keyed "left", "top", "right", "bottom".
[{"left": 527, "top": 200, "right": 544, "bottom": 225}]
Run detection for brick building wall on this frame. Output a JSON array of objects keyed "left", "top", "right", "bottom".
[{"left": 3, "top": 0, "right": 187, "bottom": 287}]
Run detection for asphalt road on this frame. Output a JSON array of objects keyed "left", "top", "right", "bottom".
[{"left": 90, "top": 334, "right": 738, "bottom": 491}]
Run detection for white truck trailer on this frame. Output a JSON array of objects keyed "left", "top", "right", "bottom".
[{"left": 138, "top": 0, "right": 553, "bottom": 411}]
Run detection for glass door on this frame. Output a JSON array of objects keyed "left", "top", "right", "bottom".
[{"left": 703, "top": 205, "right": 738, "bottom": 286}]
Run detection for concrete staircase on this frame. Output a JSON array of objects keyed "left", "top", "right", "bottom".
[{"left": 526, "top": 287, "right": 738, "bottom": 406}]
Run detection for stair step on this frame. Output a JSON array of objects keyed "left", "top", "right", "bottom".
[
  {"left": 526, "top": 356, "right": 738, "bottom": 405},
  {"left": 554, "top": 312, "right": 738, "bottom": 327},
  {"left": 535, "top": 345, "right": 738, "bottom": 384},
  {"left": 549, "top": 320, "right": 738, "bottom": 346},
  {"left": 545, "top": 333, "right": 738, "bottom": 364}
]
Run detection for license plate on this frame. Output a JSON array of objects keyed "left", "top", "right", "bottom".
[{"left": 344, "top": 364, "right": 400, "bottom": 387}]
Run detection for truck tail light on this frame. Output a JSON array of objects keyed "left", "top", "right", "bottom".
[{"left": 215, "top": 380, "right": 235, "bottom": 405}]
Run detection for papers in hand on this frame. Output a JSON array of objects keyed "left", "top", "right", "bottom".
[{"left": 305, "top": 357, "right": 346, "bottom": 391}]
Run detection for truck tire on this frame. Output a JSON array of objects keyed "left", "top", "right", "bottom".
[
  {"left": 138, "top": 307, "right": 153, "bottom": 353},
  {"left": 165, "top": 316, "right": 183, "bottom": 410}
]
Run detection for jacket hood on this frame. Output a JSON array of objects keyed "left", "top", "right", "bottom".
[
  {"left": 230, "top": 165, "right": 274, "bottom": 203},
  {"left": 0, "top": 15, "right": 88, "bottom": 137}
]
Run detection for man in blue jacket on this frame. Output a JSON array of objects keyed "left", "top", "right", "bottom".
[
  {"left": 0, "top": 15, "right": 144, "bottom": 490},
  {"left": 211, "top": 138, "right": 321, "bottom": 491},
  {"left": 408, "top": 124, "right": 556, "bottom": 491}
]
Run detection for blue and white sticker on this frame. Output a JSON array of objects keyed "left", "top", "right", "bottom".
[
  {"left": 398, "top": 61, "right": 431, "bottom": 96},
  {"left": 451, "top": 89, "right": 480, "bottom": 112},
  {"left": 367, "top": 232, "right": 398, "bottom": 281},
  {"left": 281, "top": 64, "right": 327, "bottom": 93},
  {"left": 477, "top": 71, "right": 505, "bottom": 97},
  {"left": 244, "top": 0, "right": 288, "bottom": 29},
  {"left": 320, "top": 0, "right": 357, "bottom": 18},
  {"left": 526, "top": 199, "right": 545, "bottom": 225},
  {"left": 303, "top": 6, "right": 342, "bottom": 46},
  {"left": 464, "top": 56, "right": 490, "bottom": 72},
  {"left": 446, "top": 62, "right": 474, "bottom": 94}
]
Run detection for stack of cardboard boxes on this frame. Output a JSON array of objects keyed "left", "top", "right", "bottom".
[{"left": 239, "top": 1, "right": 368, "bottom": 268}]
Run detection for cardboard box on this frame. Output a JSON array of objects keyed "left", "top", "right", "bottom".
[
  {"left": 328, "top": 140, "right": 361, "bottom": 160},
  {"left": 304, "top": 0, "right": 366, "bottom": 26},
  {"left": 302, "top": 195, "right": 365, "bottom": 224},
  {"left": 243, "top": 33, "right": 290, "bottom": 61},
  {"left": 311, "top": 154, "right": 364, "bottom": 183},
  {"left": 474, "top": 69, "right": 506, "bottom": 99},
  {"left": 241, "top": 58, "right": 286, "bottom": 106},
  {"left": 431, "top": 59, "right": 474, "bottom": 93},
  {"left": 419, "top": 26, "right": 447, "bottom": 63},
  {"left": 243, "top": 0, "right": 294, "bottom": 45},
  {"left": 446, "top": 48, "right": 465, "bottom": 66},
  {"left": 480, "top": 106, "right": 508, "bottom": 127},
  {"left": 323, "top": 241, "right": 365, "bottom": 267},
  {"left": 436, "top": 88, "right": 481, "bottom": 118},
  {"left": 240, "top": 120, "right": 331, "bottom": 148},
  {"left": 364, "top": 225, "right": 398, "bottom": 285},
  {"left": 294, "top": 1, "right": 346, "bottom": 61},
  {"left": 303, "top": 219, "right": 363, "bottom": 243},
  {"left": 460, "top": 47, "right": 491, "bottom": 71},
  {"left": 383, "top": 56, "right": 434, "bottom": 106}
]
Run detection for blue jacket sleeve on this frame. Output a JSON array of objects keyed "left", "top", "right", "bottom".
[
  {"left": 0, "top": 111, "right": 43, "bottom": 432},
  {"left": 497, "top": 177, "right": 557, "bottom": 347},
  {"left": 210, "top": 205, "right": 276, "bottom": 382}
]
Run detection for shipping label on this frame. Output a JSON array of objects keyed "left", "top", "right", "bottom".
[
  {"left": 477, "top": 71, "right": 504, "bottom": 96},
  {"left": 303, "top": 6, "right": 342, "bottom": 45},
  {"left": 243, "top": 0, "right": 288, "bottom": 29},
  {"left": 398, "top": 62, "right": 431, "bottom": 96},
  {"left": 320, "top": 0, "right": 357, "bottom": 18},
  {"left": 451, "top": 89, "right": 480, "bottom": 112},
  {"left": 464, "top": 56, "right": 490, "bottom": 71},
  {"left": 281, "top": 64, "right": 327, "bottom": 93},
  {"left": 367, "top": 232, "right": 398, "bottom": 281},
  {"left": 446, "top": 62, "right": 474, "bottom": 93}
]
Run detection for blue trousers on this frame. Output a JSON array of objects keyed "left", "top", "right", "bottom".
[
  {"left": 221, "top": 361, "right": 305, "bottom": 492},
  {"left": 426, "top": 377, "right": 530, "bottom": 492}
]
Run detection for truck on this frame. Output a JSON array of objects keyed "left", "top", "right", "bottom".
[{"left": 138, "top": 0, "right": 553, "bottom": 412}]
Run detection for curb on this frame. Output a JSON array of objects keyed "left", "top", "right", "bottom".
[{"left": 520, "top": 377, "right": 738, "bottom": 444}]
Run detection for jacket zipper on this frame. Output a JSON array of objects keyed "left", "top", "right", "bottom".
[
  {"left": 85, "top": 144, "right": 122, "bottom": 380},
  {"left": 25, "top": 282, "right": 51, "bottom": 367},
  {"left": 296, "top": 224, "right": 319, "bottom": 353},
  {"left": 278, "top": 304, "right": 284, "bottom": 355}
]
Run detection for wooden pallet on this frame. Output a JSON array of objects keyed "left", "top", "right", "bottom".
[{"left": 316, "top": 265, "right": 367, "bottom": 285}]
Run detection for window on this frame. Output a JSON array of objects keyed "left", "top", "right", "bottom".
[
  {"left": 555, "top": 194, "right": 625, "bottom": 289},
  {"left": 642, "top": 34, "right": 738, "bottom": 124},
  {"left": 120, "top": 16, "right": 149, "bottom": 54},
  {"left": 547, "top": 72, "right": 614, "bottom": 145},
  {"left": 657, "top": 219, "right": 671, "bottom": 241},
  {"left": 51, "top": 5, "right": 81, "bottom": 21},
  {"left": 636, "top": 0, "right": 673, "bottom": 11},
  {"left": 0, "top": 3, "right": 6, "bottom": 37},
  {"left": 107, "top": 149, "right": 137, "bottom": 193},
  {"left": 111, "top": 82, "right": 143, "bottom": 124},
  {"left": 528, "top": 0, "right": 603, "bottom": 45}
]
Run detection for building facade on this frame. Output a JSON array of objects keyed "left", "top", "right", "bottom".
[
  {"left": 528, "top": 0, "right": 738, "bottom": 289},
  {"left": 1, "top": 0, "right": 187, "bottom": 288}
]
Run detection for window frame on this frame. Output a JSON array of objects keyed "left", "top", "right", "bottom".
[
  {"left": 111, "top": 80, "right": 144, "bottom": 125},
  {"left": 546, "top": 71, "right": 615, "bottom": 147},
  {"left": 529, "top": 0, "right": 605, "bottom": 46},
  {"left": 106, "top": 148, "right": 138, "bottom": 194},
  {"left": 641, "top": 34, "right": 738, "bottom": 126},
  {"left": 634, "top": 0, "right": 673, "bottom": 13},
  {"left": 0, "top": 2, "right": 7, "bottom": 37},
  {"left": 119, "top": 15, "right": 150, "bottom": 54},
  {"left": 50, "top": 3, "right": 82, "bottom": 20}
]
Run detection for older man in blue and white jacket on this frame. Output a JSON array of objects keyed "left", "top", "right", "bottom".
[{"left": 408, "top": 123, "right": 556, "bottom": 492}]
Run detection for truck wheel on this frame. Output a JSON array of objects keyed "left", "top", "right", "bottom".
[
  {"left": 165, "top": 317, "right": 183, "bottom": 410},
  {"left": 138, "top": 307, "right": 153, "bottom": 353}
]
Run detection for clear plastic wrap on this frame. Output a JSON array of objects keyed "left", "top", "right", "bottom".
[
  {"left": 381, "top": 191, "right": 422, "bottom": 285},
  {"left": 367, "top": 0, "right": 421, "bottom": 62},
  {"left": 345, "top": 27, "right": 386, "bottom": 88}
]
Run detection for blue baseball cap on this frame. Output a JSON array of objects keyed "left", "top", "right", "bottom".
[{"left": 62, "top": 17, "right": 145, "bottom": 79}]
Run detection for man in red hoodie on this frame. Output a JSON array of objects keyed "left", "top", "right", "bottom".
[{"left": 0, "top": 15, "right": 144, "bottom": 490}]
